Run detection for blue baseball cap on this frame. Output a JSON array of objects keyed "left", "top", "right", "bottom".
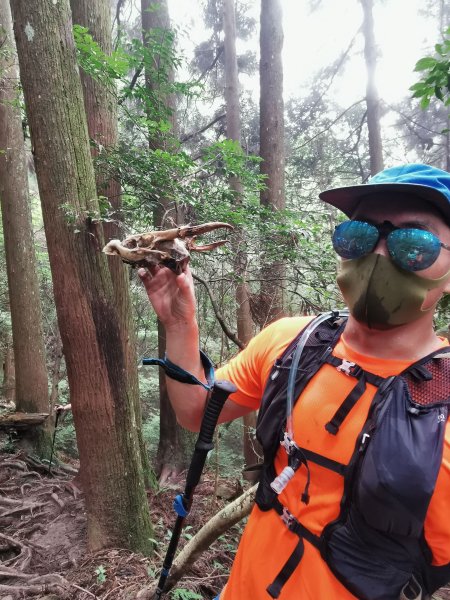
[{"left": 319, "top": 164, "right": 450, "bottom": 223}]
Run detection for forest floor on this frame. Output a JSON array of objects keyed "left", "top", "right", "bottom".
[
  {"left": 0, "top": 450, "right": 238, "bottom": 600},
  {"left": 0, "top": 449, "right": 449, "bottom": 600}
]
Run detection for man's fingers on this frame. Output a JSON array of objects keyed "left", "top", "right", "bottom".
[
  {"left": 138, "top": 267, "right": 150, "bottom": 280},
  {"left": 138, "top": 265, "right": 177, "bottom": 295},
  {"left": 137, "top": 268, "right": 152, "bottom": 291}
]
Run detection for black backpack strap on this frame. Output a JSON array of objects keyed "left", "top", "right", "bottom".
[
  {"left": 267, "top": 500, "right": 321, "bottom": 598},
  {"left": 322, "top": 355, "right": 387, "bottom": 435},
  {"left": 299, "top": 446, "right": 347, "bottom": 476},
  {"left": 325, "top": 374, "right": 368, "bottom": 435},
  {"left": 266, "top": 539, "right": 304, "bottom": 599}
]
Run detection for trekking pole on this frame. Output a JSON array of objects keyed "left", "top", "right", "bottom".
[
  {"left": 48, "top": 408, "right": 62, "bottom": 475},
  {"left": 48, "top": 405, "right": 71, "bottom": 475},
  {"left": 153, "top": 379, "right": 237, "bottom": 599}
]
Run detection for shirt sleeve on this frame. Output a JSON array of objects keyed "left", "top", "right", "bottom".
[
  {"left": 424, "top": 425, "right": 450, "bottom": 565},
  {"left": 215, "top": 316, "right": 314, "bottom": 410}
]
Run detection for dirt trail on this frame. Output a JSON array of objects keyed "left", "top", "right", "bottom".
[{"left": 0, "top": 452, "right": 232, "bottom": 599}]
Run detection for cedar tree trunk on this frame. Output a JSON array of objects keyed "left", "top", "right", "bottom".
[
  {"left": 0, "top": 0, "right": 51, "bottom": 455},
  {"left": 70, "top": 0, "right": 152, "bottom": 486},
  {"left": 2, "top": 333, "right": 15, "bottom": 405},
  {"left": 259, "top": 0, "right": 285, "bottom": 324},
  {"left": 223, "top": 0, "right": 260, "bottom": 480},
  {"left": 361, "top": 0, "right": 384, "bottom": 175},
  {"left": 141, "top": 0, "right": 188, "bottom": 483},
  {"left": 10, "top": 0, "right": 153, "bottom": 553}
]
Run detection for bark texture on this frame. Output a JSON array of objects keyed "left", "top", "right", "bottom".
[
  {"left": 141, "top": 0, "right": 188, "bottom": 482},
  {"left": 0, "top": 0, "right": 50, "bottom": 454},
  {"left": 10, "top": 0, "right": 153, "bottom": 553},
  {"left": 361, "top": 0, "right": 384, "bottom": 175},
  {"left": 259, "top": 0, "right": 285, "bottom": 323},
  {"left": 223, "top": 0, "right": 259, "bottom": 480},
  {"left": 2, "top": 336, "right": 15, "bottom": 404},
  {"left": 70, "top": 0, "right": 152, "bottom": 486}
]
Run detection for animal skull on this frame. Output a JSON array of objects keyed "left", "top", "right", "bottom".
[{"left": 103, "top": 222, "right": 233, "bottom": 274}]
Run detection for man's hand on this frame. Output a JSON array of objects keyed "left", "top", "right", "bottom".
[{"left": 138, "top": 265, "right": 197, "bottom": 332}]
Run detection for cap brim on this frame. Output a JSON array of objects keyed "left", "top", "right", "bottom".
[{"left": 319, "top": 182, "right": 450, "bottom": 222}]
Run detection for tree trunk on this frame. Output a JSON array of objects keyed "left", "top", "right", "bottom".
[
  {"left": 2, "top": 335, "right": 15, "bottom": 405},
  {"left": 141, "top": 0, "right": 188, "bottom": 483},
  {"left": 361, "top": 0, "right": 384, "bottom": 175},
  {"left": 259, "top": 0, "right": 285, "bottom": 324},
  {"left": 10, "top": 0, "right": 153, "bottom": 553},
  {"left": 70, "top": 0, "right": 152, "bottom": 487},
  {"left": 156, "top": 320, "right": 188, "bottom": 484},
  {"left": 223, "top": 0, "right": 260, "bottom": 481},
  {"left": 0, "top": 0, "right": 51, "bottom": 455}
]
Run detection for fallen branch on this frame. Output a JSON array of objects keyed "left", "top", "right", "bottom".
[
  {"left": 71, "top": 582, "right": 97, "bottom": 598},
  {"left": 0, "top": 412, "right": 49, "bottom": 430},
  {"left": 137, "top": 484, "right": 257, "bottom": 598}
]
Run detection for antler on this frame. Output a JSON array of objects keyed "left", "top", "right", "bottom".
[{"left": 122, "top": 222, "right": 233, "bottom": 247}]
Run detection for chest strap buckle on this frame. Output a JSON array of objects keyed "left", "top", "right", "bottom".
[
  {"left": 281, "top": 507, "right": 297, "bottom": 531},
  {"left": 337, "top": 359, "right": 358, "bottom": 376}
]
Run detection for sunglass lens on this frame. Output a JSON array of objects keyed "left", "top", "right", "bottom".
[
  {"left": 388, "top": 229, "right": 441, "bottom": 271},
  {"left": 332, "top": 221, "right": 379, "bottom": 259}
]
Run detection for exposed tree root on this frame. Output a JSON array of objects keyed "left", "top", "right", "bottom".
[
  {"left": 0, "top": 581, "right": 70, "bottom": 598},
  {"left": 0, "top": 535, "right": 71, "bottom": 597},
  {"left": 0, "top": 453, "right": 84, "bottom": 598},
  {"left": 0, "top": 532, "right": 32, "bottom": 570}
]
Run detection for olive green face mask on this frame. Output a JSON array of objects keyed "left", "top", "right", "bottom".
[{"left": 337, "top": 254, "right": 450, "bottom": 329}]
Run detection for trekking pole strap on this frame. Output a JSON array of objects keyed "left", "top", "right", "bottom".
[{"left": 143, "top": 350, "right": 215, "bottom": 391}]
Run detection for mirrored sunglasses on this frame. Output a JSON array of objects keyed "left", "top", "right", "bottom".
[{"left": 332, "top": 220, "right": 450, "bottom": 272}]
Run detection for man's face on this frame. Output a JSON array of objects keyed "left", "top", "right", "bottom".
[{"left": 352, "top": 194, "right": 450, "bottom": 309}]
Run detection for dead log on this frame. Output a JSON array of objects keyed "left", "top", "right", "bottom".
[{"left": 0, "top": 413, "right": 49, "bottom": 431}]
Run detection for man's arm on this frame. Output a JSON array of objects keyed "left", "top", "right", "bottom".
[{"left": 139, "top": 266, "right": 250, "bottom": 431}]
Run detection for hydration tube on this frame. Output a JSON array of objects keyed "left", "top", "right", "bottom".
[
  {"left": 271, "top": 310, "right": 348, "bottom": 496},
  {"left": 285, "top": 311, "right": 341, "bottom": 439}
]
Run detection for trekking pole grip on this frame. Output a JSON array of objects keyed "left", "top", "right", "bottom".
[
  {"left": 199, "top": 380, "right": 237, "bottom": 445},
  {"left": 185, "top": 379, "right": 237, "bottom": 494}
]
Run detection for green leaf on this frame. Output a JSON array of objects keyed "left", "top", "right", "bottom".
[
  {"left": 409, "top": 82, "right": 425, "bottom": 92},
  {"left": 414, "top": 57, "right": 438, "bottom": 71},
  {"left": 420, "top": 96, "right": 431, "bottom": 110}
]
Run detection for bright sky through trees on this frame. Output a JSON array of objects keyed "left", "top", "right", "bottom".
[{"left": 168, "top": 0, "right": 438, "bottom": 106}]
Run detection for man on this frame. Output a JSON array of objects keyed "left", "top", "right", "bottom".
[{"left": 140, "top": 163, "right": 450, "bottom": 600}]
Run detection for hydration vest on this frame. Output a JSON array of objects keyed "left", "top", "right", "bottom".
[{"left": 255, "top": 312, "right": 450, "bottom": 600}]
